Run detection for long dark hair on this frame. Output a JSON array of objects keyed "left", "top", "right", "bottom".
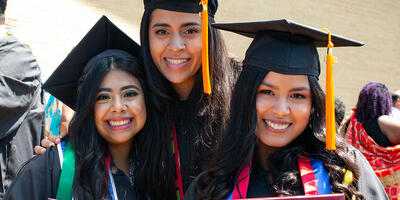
[
  {"left": 196, "top": 66, "right": 364, "bottom": 200},
  {"left": 68, "top": 50, "right": 159, "bottom": 199},
  {"left": 355, "top": 81, "right": 392, "bottom": 125},
  {"left": 137, "top": 7, "right": 236, "bottom": 199}
]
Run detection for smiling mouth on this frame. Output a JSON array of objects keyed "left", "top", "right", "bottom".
[
  {"left": 263, "top": 119, "right": 291, "bottom": 130},
  {"left": 106, "top": 119, "right": 133, "bottom": 130},
  {"left": 165, "top": 58, "right": 189, "bottom": 66}
]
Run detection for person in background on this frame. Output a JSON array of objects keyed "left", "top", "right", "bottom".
[
  {"left": 0, "top": 0, "right": 45, "bottom": 197},
  {"left": 390, "top": 90, "right": 400, "bottom": 121},
  {"left": 184, "top": 19, "right": 388, "bottom": 200},
  {"left": 344, "top": 82, "right": 400, "bottom": 200},
  {"left": 335, "top": 98, "right": 346, "bottom": 127}
]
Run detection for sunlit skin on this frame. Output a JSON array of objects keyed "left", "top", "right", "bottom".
[
  {"left": 255, "top": 72, "right": 312, "bottom": 167},
  {"left": 94, "top": 68, "right": 146, "bottom": 175},
  {"left": 149, "top": 9, "right": 202, "bottom": 100}
]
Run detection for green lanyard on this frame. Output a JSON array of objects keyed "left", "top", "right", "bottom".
[{"left": 56, "top": 141, "right": 75, "bottom": 200}]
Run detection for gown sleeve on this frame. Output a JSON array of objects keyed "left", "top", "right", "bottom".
[
  {"left": 353, "top": 148, "right": 389, "bottom": 200},
  {"left": 4, "top": 146, "right": 61, "bottom": 200}
]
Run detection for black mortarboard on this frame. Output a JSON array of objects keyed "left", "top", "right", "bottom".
[
  {"left": 42, "top": 15, "right": 140, "bottom": 109},
  {"left": 143, "top": 0, "right": 218, "bottom": 18},
  {"left": 212, "top": 19, "right": 364, "bottom": 78}
]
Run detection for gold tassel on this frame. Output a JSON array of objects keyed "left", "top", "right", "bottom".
[
  {"left": 200, "top": 0, "right": 211, "bottom": 94},
  {"left": 321, "top": 28, "right": 336, "bottom": 151}
]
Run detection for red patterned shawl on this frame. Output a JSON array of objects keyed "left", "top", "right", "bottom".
[{"left": 345, "top": 112, "right": 400, "bottom": 200}]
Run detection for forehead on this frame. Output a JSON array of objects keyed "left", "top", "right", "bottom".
[
  {"left": 99, "top": 69, "right": 140, "bottom": 88},
  {"left": 150, "top": 8, "right": 201, "bottom": 25},
  {"left": 262, "top": 71, "right": 310, "bottom": 89}
]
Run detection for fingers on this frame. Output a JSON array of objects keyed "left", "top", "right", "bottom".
[
  {"left": 34, "top": 145, "right": 46, "bottom": 155},
  {"left": 48, "top": 135, "right": 61, "bottom": 144},
  {"left": 34, "top": 135, "right": 61, "bottom": 155}
]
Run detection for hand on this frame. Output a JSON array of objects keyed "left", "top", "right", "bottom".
[{"left": 33, "top": 135, "right": 61, "bottom": 155}]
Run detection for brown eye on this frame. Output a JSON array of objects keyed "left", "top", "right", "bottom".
[
  {"left": 156, "top": 29, "right": 168, "bottom": 35},
  {"left": 96, "top": 94, "right": 110, "bottom": 101},
  {"left": 290, "top": 93, "right": 306, "bottom": 99},
  {"left": 124, "top": 91, "right": 138, "bottom": 98},
  {"left": 260, "top": 90, "right": 274, "bottom": 96},
  {"left": 184, "top": 28, "right": 199, "bottom": 35}
]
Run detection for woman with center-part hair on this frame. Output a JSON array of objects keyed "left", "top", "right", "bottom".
[
  {"left": 5, "top": 16, "right": 164, "bottom": 199},
  {"left": 138, "top": 0, "right": 240, "bottom": 199},
  {"left": 184, "top": 19, "right": 388, "bottom": 200}
]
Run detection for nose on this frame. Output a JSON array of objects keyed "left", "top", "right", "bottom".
[
  {"left": 272, "top": 97, "right": 290, "bottom": 117},
  {"left": 111, "top": 97, "right": 126, "bottom": 114},
  {"left": 168, "top": 33, "right": 185, "bottom": 52}
]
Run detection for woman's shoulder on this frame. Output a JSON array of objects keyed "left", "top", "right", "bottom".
[
  {"left": 4, "top": 145, "right": 62, "bottom": 199},
  {"left": 17, "top": 145, "right": 61, "bottom": 175},
  {"left": 345, "top": 145, "right": 389, "bottom": 199},
  {"left": 378, "top": 115, "right": 400, "bottom": 144}
]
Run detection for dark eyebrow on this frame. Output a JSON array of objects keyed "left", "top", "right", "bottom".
[
  {"left": 121, "top": 85, "right": 140, "bottom": 91},
  {"left": 151, "top": 22, "right": 200, "bottom": 28},
  {"left": 260, "top": 82, "right": 310, "bottom": 92},
  {"left": 97, "top": 85, "right": 140, "bottom": 93},
  {"left": 289, "top": 87, "right": 310, "bottom": 92},
  {"left": 181, "top": 22, "right": 201, "bottom": 27},
  {"left": 152, "top": 23, "right": 170, "bottom": 28},
  {"left": 98, "top": 88, "right": 111, "bottom": 92}
]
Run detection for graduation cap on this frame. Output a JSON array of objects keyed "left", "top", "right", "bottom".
[
  {"left": 143, "top": 0, "right": 218, "bottom": 18},
  {"left": 144, "top": 0, "right": 218, "bottom": 94},
  {"left": 43, "top": 15, "right": 140, "bottom": 110},
  {"left": 212, "top": 19, "right": 364, "bottom": 150}
]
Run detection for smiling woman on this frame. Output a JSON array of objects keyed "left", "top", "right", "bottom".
[
  {"left": 94, "top": 69, "right": 146, "bottom": 147},
  {"left": 184, "top": 19, "right": 388, "bottom": 200},
  {"left": 4, "top": 16, "right": 162, "bottom": 200},
  {"left": 137, "top": 1, "right": 239, "bottom": 199},
  {"left": 148, "top": 9, "right": 203, "bottom": 99}
]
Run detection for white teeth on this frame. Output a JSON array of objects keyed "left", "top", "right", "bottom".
[
  {"left": 108, "top": 119, "right": 130, "bottom": 127},
  {"left": 166, "top": 58, "right": 187, "bottom": 65},
  {"left": 264, "top": 120, "right": 290, "bottom": 130}
]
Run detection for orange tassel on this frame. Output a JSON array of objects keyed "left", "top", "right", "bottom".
[
  {"left": 200, "top": 0, "right": 211, "bottom": 94},
  {"left": 321, "top": 28, "right": 336, "bottom": 151}
]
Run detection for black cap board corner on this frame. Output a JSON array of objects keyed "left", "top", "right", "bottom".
[
  {"left": 43, "top": 15, "right": 140, "bottom": 109},
  {"left": 143, "top": 0, "right": 218, "bottom": 18},
  {"left": 212, "top": 19, "right": 364, "bottom": 78}
]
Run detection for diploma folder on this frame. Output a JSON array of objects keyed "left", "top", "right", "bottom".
[{"left": 237, "top": 193, "right": 344, "bottom": 200}]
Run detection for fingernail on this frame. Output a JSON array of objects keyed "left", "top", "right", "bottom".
[{"left": 56, "top": 138, "right": 60, "bottom": 143}]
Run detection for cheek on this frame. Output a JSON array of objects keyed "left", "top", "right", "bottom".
[
  {"left": 292, "top": 102, "right": 312, "bottom": 126},
  {"left": 256, "top": 97, "right": 271, "bottom": 119},
  {"left": 149, "top": 38, "right": 160, "bottom": 58},
  {"left": 94, "top": 104, "right": 106, "bottom": 129},
  {"left": 130, "top": 98, "right": 147, "bottom": 126},
  {"left": 188, "top": 39, "right": 202, "bottom": 56}
]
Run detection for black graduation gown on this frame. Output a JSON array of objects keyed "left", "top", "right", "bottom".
[
  {"left": 4, "top": 146, "right": 137, "bottom": 199},
  {"left": 183, "top": 147, "right": 389, "bottom": 200},
  {"left": 173, "top": 98, "right": 210, "bottom": 193},
  {"left": 0, "top": 31, "right": 45, "bottom": 198}
]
